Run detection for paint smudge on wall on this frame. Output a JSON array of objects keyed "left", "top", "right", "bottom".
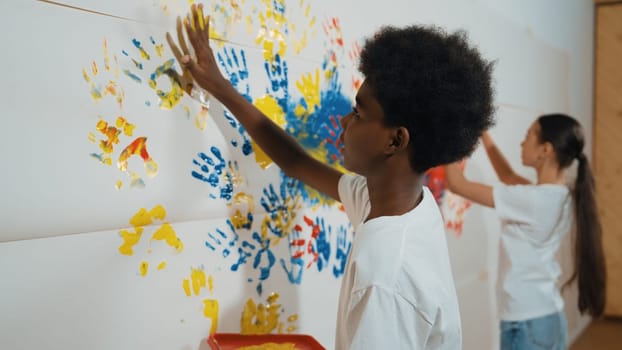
[
  {"left": 88, "top": 116, "right": 157, "bottom": 189},
  {"left": 240, "top": 293, "right": 297, "bottom": 334}
]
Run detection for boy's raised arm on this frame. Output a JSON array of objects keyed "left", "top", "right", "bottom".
[{"left": 169, "top": 4, "right": 343, "bottom": 200}]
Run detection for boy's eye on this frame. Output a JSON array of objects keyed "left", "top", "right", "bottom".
[{"left": 352, "top": 107, "right": 360, "bottom": 117}]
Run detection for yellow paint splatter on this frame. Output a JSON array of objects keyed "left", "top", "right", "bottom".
[
  {"left": 254, "top": 95, "right": 286, "bottom": 126},
  {"left": 130, "top": 205, "right": 166, "bottom": 227},
  {"left": 151, "top": 223, "right": 184, "bottom": 252},
  {"left": 157, "top": 261, "right": 167, "bottom": 270},
  {"left": 230, "top": 192, "right": 255, "bottom": 229},
  {"left": 251, "top": 95, "right": 286, "bottom": 168},
  {"left": 115, "top": 116, "right": 135, "bottom": 136},
  {"left": 203, "top": 299, "right": 219, "bottom": 334},
  {"left": 252, "top": 144, "right": 273, "bottom": 170},
  {"left": 140, "top": 261, "right": 149, "bottom": 276},
  {"left": 118, "top": 227, "right": 144, "bottom": 256},
  {"left": 241, "top": 293, "right": 297, "bottom": 335},
  {"left": 115, "top": 180, "right": 123, "bottom": 190}
]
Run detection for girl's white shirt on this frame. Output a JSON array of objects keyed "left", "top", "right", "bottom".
[{"left": 493, "top": 184, "right": 572, "bottom": 321}]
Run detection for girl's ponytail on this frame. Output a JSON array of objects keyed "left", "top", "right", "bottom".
[
  {"left": 539, "top": 114, "right": 607, "bottom": 318},
  {"left": 566, "top": 153, "right": 606, "bottom": 317}
]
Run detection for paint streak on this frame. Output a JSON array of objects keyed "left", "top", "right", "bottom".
[
  {"left": 140, "top": 261, "right": 149, "bottom": 276},
  {"left": 118, "top": 136, "right": 158, "bottom": 177},
  {"left": 240, "top": 293, "right": 297, "bottom": 335},
  {"left": 203, "top": 299, "right": 219, "bottom": 334}
]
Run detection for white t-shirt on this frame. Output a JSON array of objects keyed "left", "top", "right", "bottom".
[
  {"left": 493, "top": 184, "right": 572, "bottom": 321},
  {"left": 334, "top": 174, "right": 462, "bottom": 350}
]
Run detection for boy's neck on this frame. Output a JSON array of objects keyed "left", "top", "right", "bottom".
[{"left": 365, "top": 172, "right": 424, "bottom": 222}]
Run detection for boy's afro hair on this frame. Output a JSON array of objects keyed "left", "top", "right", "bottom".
[{"left": 360, "top": 25, "right": 495, "bottom": 173}]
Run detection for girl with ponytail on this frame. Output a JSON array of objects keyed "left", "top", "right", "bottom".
[{"left": 445, "top": 114, "right": 606, "bottom": 350}]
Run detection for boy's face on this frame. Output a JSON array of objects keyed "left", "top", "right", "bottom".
[{"left": 339, "top": 80, "right": 393, "bottom": 175}]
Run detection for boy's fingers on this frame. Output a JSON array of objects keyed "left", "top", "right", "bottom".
[
  {"left": 197, "top": 3, "right": 205, "bottom": 31},
  {"left": 166, "top": 32, "right": 184, "bottom": 64},
  {"left": 176, "top": 17, "right": 191, "bottom": 57}
]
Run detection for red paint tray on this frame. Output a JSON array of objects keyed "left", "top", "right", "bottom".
[{"left": 207, "top": 333, "right": 326, "bottom": 350}]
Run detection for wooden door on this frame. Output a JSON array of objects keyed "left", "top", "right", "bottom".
[{"left": 595, "top": 1, "right": 622, "bottom": 317}]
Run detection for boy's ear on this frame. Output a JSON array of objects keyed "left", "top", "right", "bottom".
[{"left": 385, "top": 126, "right": 410, "bottom": 154}]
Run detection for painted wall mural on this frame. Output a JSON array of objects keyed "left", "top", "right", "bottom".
[{"left": 79, "top": 0, "right": 472, "bottom": 338}]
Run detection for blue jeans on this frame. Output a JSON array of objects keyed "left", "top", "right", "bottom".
[{"left": 500, "top": 312, "right": 567, "bottom": 350}]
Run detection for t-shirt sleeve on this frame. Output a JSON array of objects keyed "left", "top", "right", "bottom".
[
  {"left": 493, "top": 185, "right": 536, "bottom": 224},
  {"left": 338, "top": 174, "right": 369, "bottom": 229},
  {"left": 345, "top": 286, "right": 432, "bottom": 349}
]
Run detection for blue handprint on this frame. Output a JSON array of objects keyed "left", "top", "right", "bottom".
[
  {"left": 218, "top": 47, "right": 252, "bottom": 102},
  {"left": 217, "top": 47, "right": 254, "bottom": 155},
  {"left": 251, "top": 231, "right": 276, "bottom": 295},
  {"left": 191, "top": 146, "right": 232, "bottom": 200},
  {"left": 205, "top": 220, "right": 257, "bottom": 273},
  {"left": 307, "top": 216, "right": 331, "bottom": 272},
  {"left": 333, "top": 224, "right": 352, "bottom": 278},
  {"left": 205, "top": 220, "right": 239, "bottom": 257},
  {"left": 264, "top": 54, "right": 289, "bottom": 108},
  {"left": 280, "top": 225, "right": 305, "bottom": 285},
  {"left": 260, "top": 182, "right": 301, "bottom": 240}
]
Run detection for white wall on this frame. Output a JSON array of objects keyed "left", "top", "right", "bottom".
[{"left": 0, "top": 1, "right": 594, "bottom": 349}]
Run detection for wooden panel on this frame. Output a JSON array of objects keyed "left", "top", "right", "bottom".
[{"left": 595, "top": 3, "right": 622, "bottom": 317}]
